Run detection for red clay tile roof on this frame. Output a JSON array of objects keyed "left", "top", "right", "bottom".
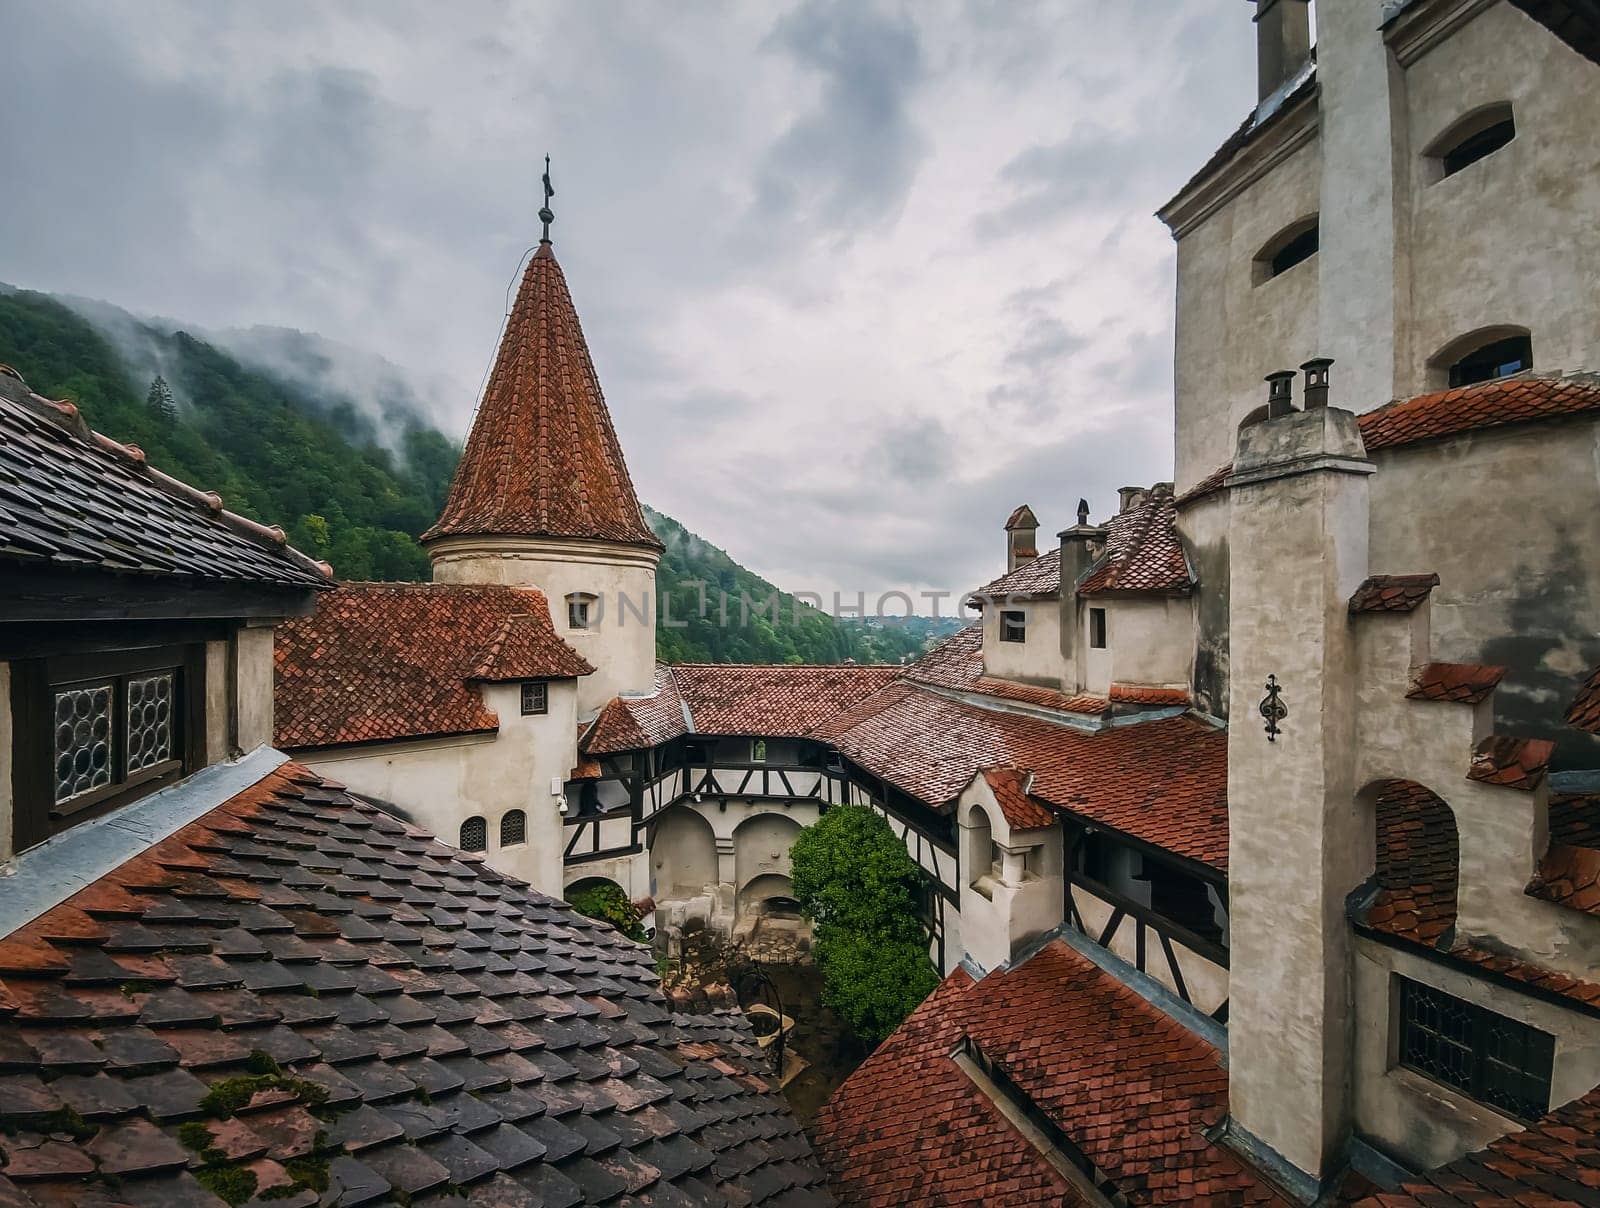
[
  {"left": 0, "top": 372, "right": 331, "bottom": 589},
  {"left": 901, "top": 625, "right": 1109, "bottom": 716},
  {"left": 1187, "top": 374, "right": 1600, "bottom": 510},
  {"left": 1363, "top": 780, "right": 1460, "bottom": 947},
  {"left": 1075, "top": 485, "right": 1192, "bottom": 597},
  {"left": 582, "top": 664, "right": 896, "bottom": 755},
  {"left": 1358, "top": 786, "right": 1600, "bottom": 1011},
  {"left": 1349, "top": 574, "right": 1439, "bottom": 614},
  {"left": 1567, "top": 664, "right": 1600, "bottom": 733},
  {"left": 980, "top": 768, "right": 1055, "bottom": 831},
  {"left": 1354, "top": 1082, "right": 1600, "bottom": 1207},
  {"left": 971, "top": 547, "right": 1061, "bottom": 599},
  {"left": 668, "top": 664, "right": 898, "bottom": 739},
  {"left": 275, "top": 583, "right": 591, "bottom": 749},
  {"left": 1360, "top": 372, "right": 1600, "bottom": 452},
  {"left": 1004, "top": 504, "right": 1038, "bottom": 531},
  {"left": 1174, "top": 461, "right": 1233, "bottom": 507},
  {"left": 0, "top": 761, "right": 830, "bottom": 1206},
  {"left": 1405, "top": 661, "right": 1505, "bottom": 704},
  {"left": 819, "top": 682, "right": 1231, "bottom": 870},
  {"left": 1109, "top": 684, "right": 1190, "bottom": 707},
  {"left": 1467, "top": 735, "right": 1554, "bottom": 791},
  {"left": 813, "top": 940, "right": 1286, "bottom": 1206},
  {"left": 1527, "top": 793, "right": 1600, "bottom": 916},
  {"left": 423, "top": 245, "right": 661, "bottom": 550}
]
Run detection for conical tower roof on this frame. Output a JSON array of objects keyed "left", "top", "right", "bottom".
[{"left": 424, "top": 243, "right": 661, "bottom": 549}]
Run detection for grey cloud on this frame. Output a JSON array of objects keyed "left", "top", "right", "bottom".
[{"left": 747, "top": 0, "right": 928, "bottom": 248}]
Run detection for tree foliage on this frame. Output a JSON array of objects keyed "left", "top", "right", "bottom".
[{"left": 791, "top": 806, "right": 940, "bottom": 1043}]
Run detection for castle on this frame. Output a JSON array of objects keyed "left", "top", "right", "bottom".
[{"left": 0, "top": 0, "right": 1597, "bottom": 1203}]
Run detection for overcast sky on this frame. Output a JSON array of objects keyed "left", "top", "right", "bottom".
[{"left": 0, "top": 1, "right": 1255, "bottom": 606}]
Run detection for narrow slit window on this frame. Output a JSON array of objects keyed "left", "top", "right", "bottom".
[
  {"left": 1089, "top": 608, "right": 1108, "bottom": 650},
  {"left": 1000, "top": 610, "right": 1027, "bottom": 643}
]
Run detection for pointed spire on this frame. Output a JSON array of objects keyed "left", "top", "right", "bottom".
[
  {"left": 423, "top": 236, "right": 661, "bottom": 551},
  {"left": 539, "top": 155, "right": 555, "bottom": 245}
]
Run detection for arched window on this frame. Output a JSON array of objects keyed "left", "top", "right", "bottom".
[
  {"left": 967, "top": 805, "right": 1000, "bottom": 890},
  {"left": 459, "top": 816, "right": 486, "bottom": 852},
  {"left": 500, "top": 809, "right": 526, "bottom": 847},
  {"left": 1426, "top": 103, "right": 1515, "bottom": 181},
  {"left": 1253, "top": 215, "right": 1319, "bottom": 285},
  {"left": 1431, "top": 326, "right": 1532, "bottom": 388}
]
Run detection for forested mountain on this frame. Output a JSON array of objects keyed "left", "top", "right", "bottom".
[{"left": 0, "top": 285, "right": 958, "bottom": 664}]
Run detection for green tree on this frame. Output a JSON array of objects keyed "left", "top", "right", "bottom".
[
  {"left": 145, "top": 374, "right": 178, "bottom": 424},
  {"left": 567, "top": 881, "right": 647, "bottom": 943},
  {"left": 791, "top": 806, "right": 940, "bottom": 1043}
]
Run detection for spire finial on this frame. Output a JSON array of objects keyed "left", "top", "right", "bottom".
[
  {"left": 538, "top": 154, "right": 556, "bottom": 244},
  {"left": 1077, "top": 498, "right": 1090, "bottom": 526}
]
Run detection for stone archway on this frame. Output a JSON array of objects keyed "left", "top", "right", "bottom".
[
  {"left": 1359, "top": 778, "right": 1460, "bottom": 945},
  {"left": 651, "top": 805, "right": 718, "bottom": 900},
  {"left": 738, "top": 872, "right": 799, "bottom": 919},
  {"left": 733, "top": 813, "right": 803, "bottom": 903}
]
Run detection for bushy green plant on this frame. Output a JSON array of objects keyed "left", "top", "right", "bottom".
[
  {"left": 568, "top": 881, "right": 647, "bottom": 943},
  {"left": 791, "top": 806, "right": 939, "bottom": 1043}
]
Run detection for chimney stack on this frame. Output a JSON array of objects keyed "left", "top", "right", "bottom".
[
  {"left": 1301, "top": 357, "right": 1333, "bottom": 409},
  {"left": 1116, "top": 486, "right": 1148, "bottom": 514},
  {"left": 1254, "top": 0, "right": 1311, "bottom": 102},
  {"left": 1004, "top": 505, "right": 1040, "bottom": 573},
  {"left": 1266, "top": 369, "right": 1297, "bottom": 418}
]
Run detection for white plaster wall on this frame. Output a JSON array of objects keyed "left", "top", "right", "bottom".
[
  {"left": 1070, "top": 885, "right": 1230, "bottom": 1016},
  {"left": 428, "top": 534, "right": 660, "bottom": 715},
  {"left": 234, "top": 624, "right": 275, "bottom": 755},
  {"left": 1368, "top": 424, "right": 1600, "bottom": 767},
  {"left": 981, "top": 600, "right": 1065, "bottom": 687},
  {"left": 1399, "top": 2, "right": 1600, "bottom": 393},
  {"left": 1081, "top": 605, "right": 1112, "bottom": 695},
  {"left": 650, "top": 805, "right": 718, "bottom": 898},
  {"left": 562, "top": 851, "right": 651, "bottom": 901},
  {"left": 1172, "top": 134, "right": 1322, "bottom": 492},
  {"left": 733, "top": 813, "right": 803, "bottom": 897},
  {"left": 1176, "top": 495, "right": 1232, "bottom": 718},
  {"left": 1104, "top": 597, "right": 1194, "bottom": 688},
  {"left": 1353, "top": 937, "right": 1600, "bottom": 1170},
  {"left": 297, "top": 678, "right": 579, "bottom": 895},
  {"left": 204, "top": 640, "right": 230, "bottom": 766},
  {"left": 955, "top": 782, "right": 1063, "bottom": 974}
]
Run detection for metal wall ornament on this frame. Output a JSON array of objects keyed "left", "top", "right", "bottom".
[{"left": 1259, "top": 675, "right": 1288, "bottom": 741}]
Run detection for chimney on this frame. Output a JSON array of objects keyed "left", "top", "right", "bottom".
[
  {"left": 1301, "top": 357, "right": 1333, "bottom": 409},
  {"left": 1266, "top": 369, "right": 1296, "bottom": 418},
  {"left": 1004, "top": 505, "right": 1039, "bottom": 573},
  {"left": 1254, "top": 0, "right": 1311, "bottom": 102},
  {"left": 1057, "top": 500, "right": 1107, "bottom": 685},
  {"left": 1116, "top": 486, "right": 1147, "bottom": 514}
]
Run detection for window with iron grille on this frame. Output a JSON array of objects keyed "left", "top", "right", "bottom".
[
  {"left": 10, "top": 644, "right": 203, "bottom": 853},
  {"left": 1000, "top": 610, "right": 1026, "bottom": 643},
  {"left": 500, "top": 809, "right": 526, "bottom": 847},
  {"left": 1398, "top": 976, "right": 1554, "bottom": 1120},
  {"left": 520, "top": 681, "right": 548, "bottom": 716},
  {"left": 460, "top": 816, "right": 487, "bottom": 852}
]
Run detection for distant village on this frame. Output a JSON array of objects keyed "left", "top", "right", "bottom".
[{"left": 0, "top": 0, "right": 1598, "bottom": 1204}]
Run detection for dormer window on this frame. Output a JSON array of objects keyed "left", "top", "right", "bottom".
[
  {"left": 520, "top": 681, "right": 548, "bottom": 716},
  {"left": 1253, "top": 216, "right": 1319, "bottom": 284},
  {"left": 751, "top": 739, "right": 768, "bottom": 763},
  {"left": 1000, "top": 611, "right": 1027, "bottom": 643},
  {"left": 566, "top": 593, "right": 595, "bottom": 630},
  {"left": 1429, "top": 103, "right": 1515, "bottom": 181},
  {"left": 10, "top": 645, "right": 203, "bottom": 853},
  {"left": 1433, "top": 328, "right": 1533, "bottom": 389}
]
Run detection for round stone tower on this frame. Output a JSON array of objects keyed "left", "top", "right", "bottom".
[{"left": 422, "top": 237, "right": 662, "bottom": 716}]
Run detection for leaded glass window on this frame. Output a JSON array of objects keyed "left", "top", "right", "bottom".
[
  {"left": 501, "top": 810, "right": 526, "bottom": 846},
  {"left": 125, "top": 673, "right": 174, "bottom": 774},
  {"left": 54, "top": 683, "right": 114, "bottom": 804},
  {"left": 1398, "top": 977, "right": 1553, "bottom": 1120}
]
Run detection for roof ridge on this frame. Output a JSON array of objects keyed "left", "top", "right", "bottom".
[{"left": 2, "top": 377, "right": 332, "bottom": 583}]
